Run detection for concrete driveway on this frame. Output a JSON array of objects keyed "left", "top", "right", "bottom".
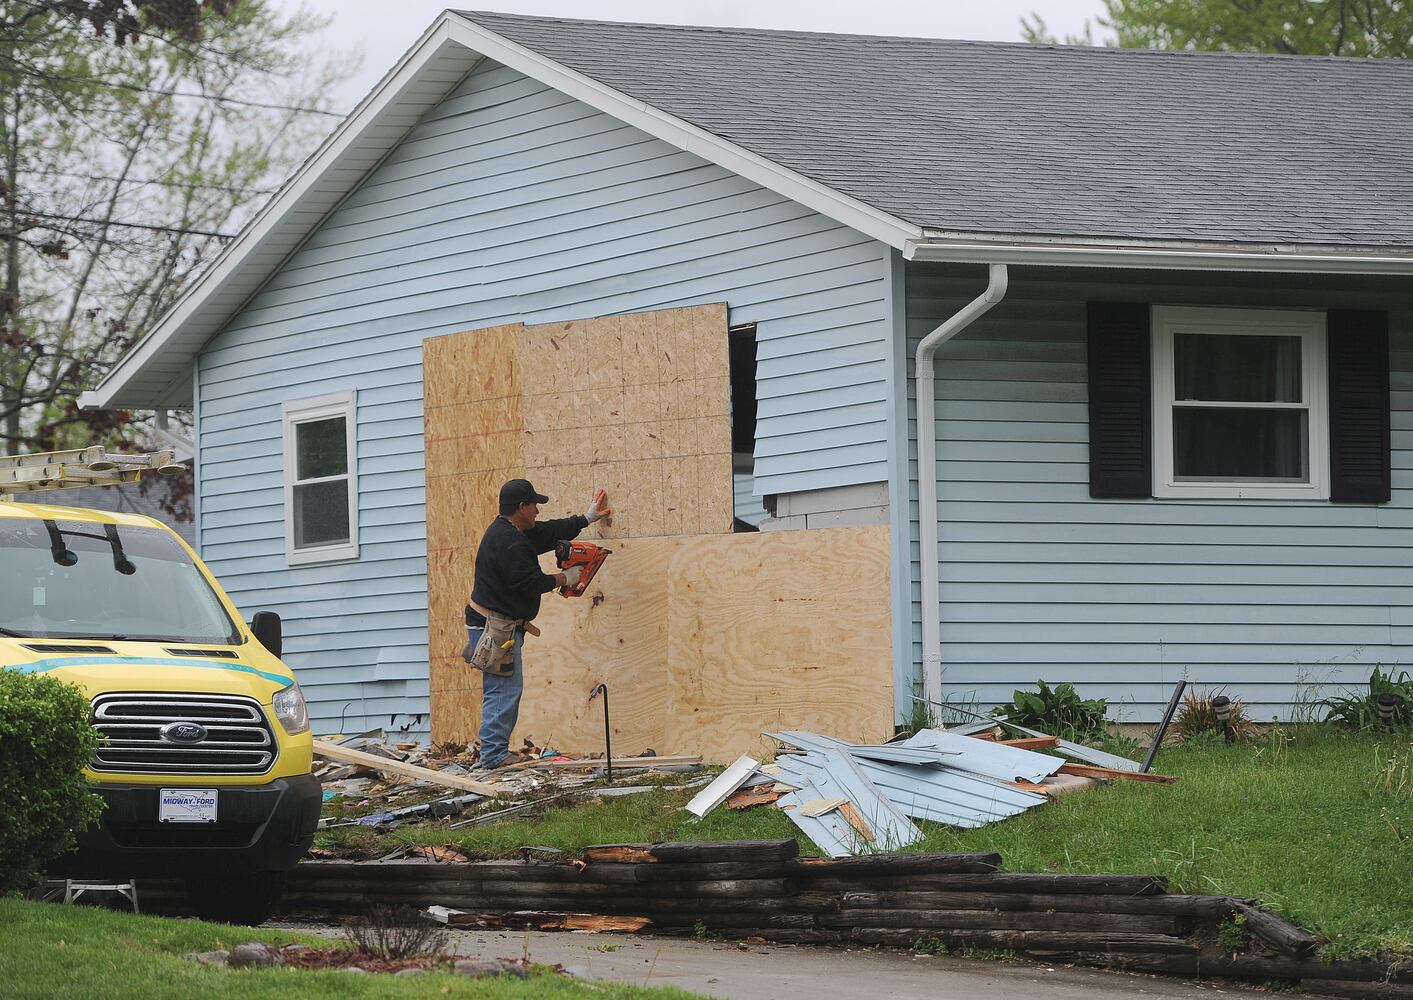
[{"left": 277, "top": 920, "right": 1276, "bottom": 999}]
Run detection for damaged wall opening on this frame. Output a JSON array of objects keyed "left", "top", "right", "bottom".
[{"left": 729, "top": 323, "right": 765, "bottom": 531}]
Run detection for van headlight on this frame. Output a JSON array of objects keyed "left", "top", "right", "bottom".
[{"left": 272, "top": 683, "right": 309, "bottom": 735}]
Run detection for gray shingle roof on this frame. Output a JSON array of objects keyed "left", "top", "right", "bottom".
[{"left": 457, "top": 10, "right": 1413, "bottom": 249}]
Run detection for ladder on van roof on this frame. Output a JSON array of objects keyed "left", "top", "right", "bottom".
[{"left": 0, "top": 446, "right": 184, "bottom": 496}]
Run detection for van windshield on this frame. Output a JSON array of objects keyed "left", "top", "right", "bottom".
[{"left": 0, "top": 518, "right": 241, "bottom": 644}]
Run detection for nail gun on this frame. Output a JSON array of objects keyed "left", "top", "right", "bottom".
[{"left": 555, "top": 539, "right": 611, "bottom": 597}]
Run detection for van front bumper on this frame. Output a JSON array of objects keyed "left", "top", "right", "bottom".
[{"left": 49, "top": 773, "right": 322, "bottom": 879}]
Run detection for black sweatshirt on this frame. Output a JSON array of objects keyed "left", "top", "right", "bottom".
[{"left": 466, "top": 513, "right": 588, "bottom": 627}]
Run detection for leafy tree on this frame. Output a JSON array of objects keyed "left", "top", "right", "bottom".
[
  {"left": 1, "top": 0, "right": 353, "bottom": 455},
  {"left": 1023, "top": 1, "right": 1413, "bottom": 58}
]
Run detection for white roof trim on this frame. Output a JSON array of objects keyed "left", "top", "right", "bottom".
[{"left": 906, "top": 238, "right": 1413, "bottom": 275}]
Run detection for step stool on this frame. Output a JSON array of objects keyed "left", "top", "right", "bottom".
[{"left": 39, "top": 879, "right": 140, "bottom": 913}]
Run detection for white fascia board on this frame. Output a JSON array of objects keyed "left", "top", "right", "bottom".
[
  {"left": 905, "top": 238, "right": 1413, "bottom": 275},
  {"left": 87, "top": 16, "right": 475, "bottom": 410},
  {"left": 443, "top": 14, "right": 920, "bottom": 253}
]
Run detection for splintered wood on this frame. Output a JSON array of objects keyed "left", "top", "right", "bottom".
[{"left": 423, "top": 306, "right": 895, "bottom": 761}]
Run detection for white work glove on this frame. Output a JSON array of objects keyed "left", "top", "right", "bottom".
[
  {"left": 561, "top": 565, "right": 583, "bottom": 588},
  {"left": 585, "top": 490, "right": 610, "bottom": 523}
]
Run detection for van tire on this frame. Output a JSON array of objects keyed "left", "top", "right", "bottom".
[{"left": 184, "top": 871, "right": 285, "bottom": 926}]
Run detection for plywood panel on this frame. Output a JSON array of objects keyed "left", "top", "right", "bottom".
[
  {"left": 513, "top": 536, "right": 679, "bottom": 755},
  {"left": 666, "top": 525, "right": 894, "bottom": 764},
  {"left": 425, "top": 304, "right": 815, "bottom": 753}
]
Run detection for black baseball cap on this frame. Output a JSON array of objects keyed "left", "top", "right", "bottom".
[{"left": 499, "top": 478, "right": 549, "bottom": 506}]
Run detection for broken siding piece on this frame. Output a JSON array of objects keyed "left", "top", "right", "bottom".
[
  {"left": 774, "top": 749, "right": 922, "bottom": 854},
  {"left": 900, "top": 729, "right": 1064, "bottom": 783},
  {"left": 948, "top": 717, "right": 1143, "bottom": 773},
  {"left": 685, "top": 754, "right": 760, "bottom": 817}
]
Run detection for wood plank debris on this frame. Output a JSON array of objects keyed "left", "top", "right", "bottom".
[
  {"left": 1057, "top": 763, "right": 1179, "bottom": 784},
  {"left": 312, "top": 739, "right": 503, "bottom": 796},
  {"left": 726, "top": 787, "right": 784, "bottom": 810},
  {"left": 512, "top": 754, "right": 703, "bottom": 771}
]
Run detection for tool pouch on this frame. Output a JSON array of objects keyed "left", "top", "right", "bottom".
[{"left": 462, "top": 614, "right": 519, "bottom": 676}]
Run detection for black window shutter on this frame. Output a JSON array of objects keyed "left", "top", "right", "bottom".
[
  {"left": 1087, "top": 302, "right": 1152, "bottom": 499},
  {"left": 1328, "top": 309, "right": 1390, "bottom": 504}
]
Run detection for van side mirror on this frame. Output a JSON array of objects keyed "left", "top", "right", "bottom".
[{"left": 250, "top": 611, "right": 282, "bottom": 658}]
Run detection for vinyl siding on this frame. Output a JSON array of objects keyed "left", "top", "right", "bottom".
[
  {"left": 194, "top": 61, "right": 891, "bottom": 739},
  {"left": 905, "top": 264, "right": 1413, "bottom": 722}
]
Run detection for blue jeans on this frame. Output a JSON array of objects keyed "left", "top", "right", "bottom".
[{"left": 468, "top": 625, "right": 523, "bottom": 768}]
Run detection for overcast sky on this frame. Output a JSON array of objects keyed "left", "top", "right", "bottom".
[{"left": 299, "top": 1, "right": 1110, "bottom": 113}]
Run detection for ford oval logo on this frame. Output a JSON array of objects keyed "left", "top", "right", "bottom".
[{"left": 161, "top": 721, "right": 208, "bottom": 745}]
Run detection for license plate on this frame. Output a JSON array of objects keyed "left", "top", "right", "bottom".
[{"left": 159, "top": 788, "right": 218, "bottom": 824}]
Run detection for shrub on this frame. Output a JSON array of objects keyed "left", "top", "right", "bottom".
[
  {"left": 1321, "top": 667, "right": 1413, "bottom": 731},
  {"left": 0, "top": 671, "right": 103, "bottom": 894},
  {"left": 342, "top": 905, "right": 450, "bottom": 959},
  {"left": 991, "top": 680, "right": 1107, "bottom": 742},
  {"left": 1172, "top": 689, "right": 1259, "bottom": 744}
]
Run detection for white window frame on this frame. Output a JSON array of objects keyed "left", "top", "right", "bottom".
[
  {"left": 1152, "top": 306, "right": 1328, "bottom": 501},
  {"left": 282, "top": 391, "right": 359, "bottom": 565}
]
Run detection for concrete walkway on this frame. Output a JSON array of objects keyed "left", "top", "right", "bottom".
[{"left": 277, "top": 921, "right": 1273, "bottom": 999}]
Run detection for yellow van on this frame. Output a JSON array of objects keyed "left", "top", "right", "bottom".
[{"left": 0, "top": 500, "right": 319, "bottom": 924}]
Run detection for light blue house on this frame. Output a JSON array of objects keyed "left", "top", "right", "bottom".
[{"left": 86, "top": 11, "right": 1413, "bottom": 741}]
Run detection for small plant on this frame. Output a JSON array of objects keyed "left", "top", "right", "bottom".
[
  {"left": 991, "top": 680, "right": 1107, "bottom": 742},
  {"left": 592, "top": 942, "right": 621, "bottom": 953},
  {"left": 911, "top": 936, "right": 950, "bottom": 956},
  {"left": 956, "top": 945, "right": 1017, "bottom": 961},
  {"left": 342, "top": 905, "right": 450, "bottom": 960},
  {"left": 1372, "top": 743, "right": 1413, "bottom": 797},
  {"left": 1253, "top": 725, "right": 1294, "bottom": 765},
  {"left": 1172, "top": 689, "right": 1258, "bottom": 744},
  {"left": 1215, "top": 912, "right": 1250, "bottom": 955},
  {"left": 692, "top": 919, "right": 709, "bottom": 941},
  {"left": 1321, "top": 668, "right": 1413, "bottom": 731}
]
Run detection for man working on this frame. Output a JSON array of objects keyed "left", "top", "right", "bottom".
[{"left": 465, "top": 478, "right": 611, "bottom": 769}]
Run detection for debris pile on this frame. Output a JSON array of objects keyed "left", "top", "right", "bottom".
[
  {"left": 691, "top": 725, "right": 1173, "bottom": 857},
  {"left": 310, "top": 729, "right": 706, "bottom": 844}
]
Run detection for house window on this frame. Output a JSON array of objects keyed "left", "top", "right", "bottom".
[
  {"left": 1152, "top": 307, "right": 1327, "bottom": 500},
  {"left": 282, "top": 392, "right": 358, "bottom": 564}
]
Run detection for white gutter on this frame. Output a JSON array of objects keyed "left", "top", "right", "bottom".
[
  {"left": 904, "top": 240, "right": 1413, "bottom": 275},
  {"left": 153, "top": 409, "right": 194, "bottom": 462},
  {"left": 916, "top": 263, "right": 1008, "bottom": 712}
]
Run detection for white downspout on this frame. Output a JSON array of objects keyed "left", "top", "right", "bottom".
[
  {"left": 154, "top": 409, "right": 194, "bottom": 461},
  {"left": 915, "top": 263, "right": 1008, "bottom": 712}
]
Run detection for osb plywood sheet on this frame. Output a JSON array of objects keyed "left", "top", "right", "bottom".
[
  {"left": 665, "top": 525, "right": 894, "bottom": 763},
  {"left": 427, "top": 525, "right": 893, "bottom": 763},
  {"left": 511, "top": 536, "right": 678, "bottom": 755},
  {"left": 421, "top": 306, "right": 884, "bottom": 757}
]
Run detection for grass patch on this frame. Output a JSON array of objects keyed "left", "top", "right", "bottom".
[
  {"left": 0, "top": 898, "right": 702, "bottom": 1000},
  {"left": 916, "top": 729, "right": 1413, "bottom": 960},
  {"left": 381, "top": 785, "right": 804, "bottom": 858}
]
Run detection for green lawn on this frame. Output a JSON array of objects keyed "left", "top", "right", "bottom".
[
  {"left": 328, "top": 728, "right": 1413, "bottom": 960},
  {"left": 0, "top": 898, "right": 703, "bottom": 1000}
]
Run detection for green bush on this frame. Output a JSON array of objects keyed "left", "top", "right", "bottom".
[
  {"left": 0, "top": 670, "right": 104, "bottom": 894},
  {"left": 991, "top": 680, "right": 1108, "bottom": 742},
  {"left": 1321, "top": 667, "right": 1413, "bottom": 731}
]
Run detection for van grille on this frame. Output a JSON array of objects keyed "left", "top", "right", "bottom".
[{"left": 90, "top": 693, "right": 276, "bottom": 775}]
